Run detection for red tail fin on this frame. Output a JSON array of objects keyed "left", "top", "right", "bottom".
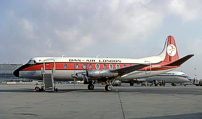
[{"left": 159, "top": 35, "right": 179, "bottom": 63}]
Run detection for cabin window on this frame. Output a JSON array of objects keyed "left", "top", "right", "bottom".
[
  {"left": 96, "top": 63, "right": 100, "bottom": 69},
  {"left": 103, "top": 64, "right": 107, "bottom": 69},
  {"left": 123, "top": 64, "right": 126, "bottom": 67},
  {"left": 63, "top": 63, "right": 67, "bottom": 69},
  {"left": 116, "top": 64, "right": 120, "bottom": 69},
  {"left": 109, "top": 64, "right": 113, "bottom": 69},
  {"left": 75, "top": 64, "right": 79, "bottom": 69},
  {"left": 89, "top": 64, "right": 92, "bottom": 69},
  {"left": 82, "top": 64, "right": 87, "bottom": 69}
]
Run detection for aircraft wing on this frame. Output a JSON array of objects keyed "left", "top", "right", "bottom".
[{"left": 110, "top": 64, "right": 148, "bottom": 76}]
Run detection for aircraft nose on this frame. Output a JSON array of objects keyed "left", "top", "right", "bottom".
[
  {"left": 13, "top": 64, "right": 29, "bottom": 77},
  {"left": 13, "top": 68, "right": 20, "bottom": 77}
]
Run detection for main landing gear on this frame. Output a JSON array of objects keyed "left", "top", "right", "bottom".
[
  {"left": 87, "top": 80, "right": 114, "bottom": 91},
  {"left": 88, "top": 81, "right": 94, "bottom": 90},
  {"left": 105, "top": 79, "right": 114, "bottom": 91},
  {"left": 105, "top": 85, "right": 112, "bottom": 91}
]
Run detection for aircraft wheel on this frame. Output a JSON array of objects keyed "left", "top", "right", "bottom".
[
  {"left": 88, "top": 84, "right": 94, "bottom": 90},
  {"left": 105, "top": 85, "right": 112, "bottom": 91},
  {"left": 130, "top": 83, "right": 134, "bottom": 86},
  {"left": 35, "top": 87, "right": 40, "bottom": 92}
]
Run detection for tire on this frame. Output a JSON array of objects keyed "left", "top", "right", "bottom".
[
  {"left": 105, "top": 85, "right": 112, "bottom": 91},
  {"left": 88, "top": 84, "right": 94, "bottom": 90}
]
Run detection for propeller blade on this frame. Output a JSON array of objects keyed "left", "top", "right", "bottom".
[
  {"left": 85, "top": 75, "right": 89, "bottom": 82},
  {"left": 82, "top": 75, "right": 85, "bottom": 82},
  {"left": 74, "top": 78, "right": 75, "bottom": 88}
]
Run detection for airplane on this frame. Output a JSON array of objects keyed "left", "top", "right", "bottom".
[
  {"left": 13, "top": 35, "right": 194, "bottom": 91},
  {"left": 136, "top": 71, "right": 191, "bottom": 86}
]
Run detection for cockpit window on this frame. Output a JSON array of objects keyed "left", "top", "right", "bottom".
[{"left": 28, "top": 60, "right": 36, "bottom": 64}]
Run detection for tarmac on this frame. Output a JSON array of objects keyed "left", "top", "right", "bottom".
[{"left": 0, "top": 84, "right": 202, "bottom": 119}]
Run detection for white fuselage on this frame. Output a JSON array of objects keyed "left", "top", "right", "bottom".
[{"left": 18, "top": 56, "right": 175, "bottom": 81}]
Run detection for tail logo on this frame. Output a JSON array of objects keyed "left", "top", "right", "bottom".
[{"left": 167, "top": 44, "right": 176, "bottom": 56}]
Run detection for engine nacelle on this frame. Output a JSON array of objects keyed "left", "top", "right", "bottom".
[
  {"left": 75, "top": 72, "right": 86, "bottom": 80},
  {"left": 87, "top": 70, "right": 118, "bottom": 78}
]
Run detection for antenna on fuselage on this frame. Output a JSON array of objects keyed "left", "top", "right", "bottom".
[{"left": 96, "top": 55, "right": 99, "bottom": 58}]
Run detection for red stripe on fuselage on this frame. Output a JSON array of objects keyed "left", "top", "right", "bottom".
[
  {"left": 21, "top": 62, "right": 179, "bottom": 71},
  {"left": 22, "top": 63, "right": 135, "bottom": 71}
]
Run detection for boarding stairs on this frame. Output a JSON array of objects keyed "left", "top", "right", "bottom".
[
  {"left": 41, "top": 59, "right": 56, "bottom": 92},
  {"left": 43, "top": 73, "right": 55, "bottom": 91}
]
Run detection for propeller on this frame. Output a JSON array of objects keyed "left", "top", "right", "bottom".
[
  {"left": 74, "top": 77, "right": 75, "bottom": 88},
  {"left": 72, "top": 71, "right": 89, "bottom": 86},
  {"left": 82, "top": 72, "right": 89, "bottom": 83},
  {"left": 71, "top": 74, "right": 77, "bottom": 88},
  {"left": 84, "top": 75, "right": 89, "bottom": 82}
]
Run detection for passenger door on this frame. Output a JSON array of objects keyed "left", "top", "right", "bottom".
[{"left": 145, "top": 61, "right": 151, "bottom": 74}]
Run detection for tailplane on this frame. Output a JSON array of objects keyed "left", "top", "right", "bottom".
[
  {"left": 159, "top": 35, "right": 179, "bottom": 63},
  {"left": 166, "top": 54, "right": 194, "bottom": 66}
]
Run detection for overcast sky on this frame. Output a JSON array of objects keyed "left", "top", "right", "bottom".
[{"left": 0, "top": 0, "right": 202, "bottom": 78}]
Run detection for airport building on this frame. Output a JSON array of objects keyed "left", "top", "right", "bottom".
[{"left": 0, "top": 64, "right": 23, "bottom": 82}]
